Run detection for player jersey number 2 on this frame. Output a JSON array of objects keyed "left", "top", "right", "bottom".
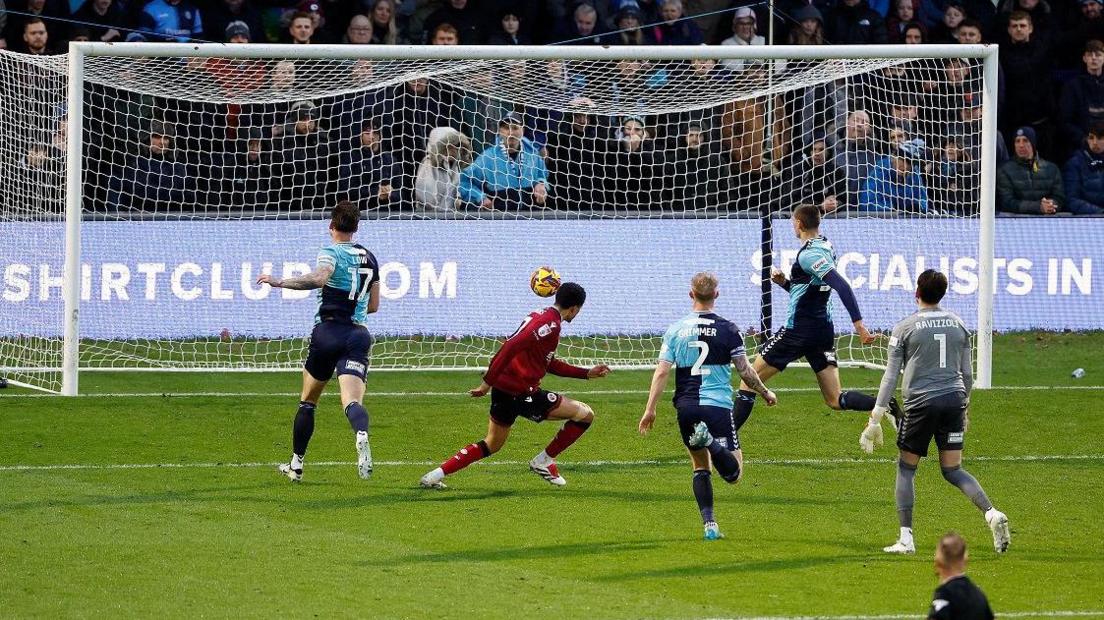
[
  {"left": 689, "top": 341, "right": 711, "bottom": 376},
  {"left": 346, "top": 267, "right": 375, "bottom": 301}
]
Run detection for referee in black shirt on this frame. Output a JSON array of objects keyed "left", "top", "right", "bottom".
[{"left": 928, "top": 532, "right": 994, "bottom": 619}]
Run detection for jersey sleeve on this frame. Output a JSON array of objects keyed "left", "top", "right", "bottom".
[
  {"left": 365, "top": 250, "right": 381, "bottom": 285},
  {"left": 875, "top": 320, "right": 910, "bottom": 410},
  {"left": 316, "top": 246, "right": 339, "bottom": 270},
  {"left": 798, "top": 245, "right": 835, "bottom": 280},
  {"left": 658, "top": 326, "right": 676, "bottom": 364},
  {"left": 727, "top": 322, "right": 747, "bottom": 359}
]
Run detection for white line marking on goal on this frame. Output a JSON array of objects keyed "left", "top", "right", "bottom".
[
  {"left": 2, "top": 454, "right": 1100, "bottom": 473},
  {"left": 3, "top": 385, "right": 1104, "bottom": 399},
  {"left": 703, "top": 612, "right": 1104, "bottom": 620}
]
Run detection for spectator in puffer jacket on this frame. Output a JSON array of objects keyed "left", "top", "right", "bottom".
[
  {"left": 1058, "top": 39, "right": 1104, "bottom": 163},
  {"left": 997, "top": 126, "right": 1066, "bottom": 214},
  {"left": 1062, "top": 121, "right": 1104, "bottom": 214}
]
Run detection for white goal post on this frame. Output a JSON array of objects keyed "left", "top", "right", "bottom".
[{"left": 1, "top": 43, "right": 997, "bottom": 395}]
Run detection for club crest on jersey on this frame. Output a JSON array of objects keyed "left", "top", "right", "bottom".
[{"left": 537, "top": 323, "right": 555, "bottom": 338}]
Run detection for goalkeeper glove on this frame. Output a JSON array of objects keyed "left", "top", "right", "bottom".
[{"left": 859, "top": 415, "right": 884, "bottom": 454}]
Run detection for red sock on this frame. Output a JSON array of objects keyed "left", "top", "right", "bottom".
[
  {"left": 544, "top": 420, "right": 591, "bottom": 458},
  {"left": 440, "top": 440, "right": 490, "bottom": 475}
]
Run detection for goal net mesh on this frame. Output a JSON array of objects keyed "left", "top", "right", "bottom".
[{"left": 0, "top": 49, "right": 986, "bottom": 391}]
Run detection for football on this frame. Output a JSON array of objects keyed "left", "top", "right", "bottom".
[{"left": 529, "top": 266, "right": 561, "bottom": 297}]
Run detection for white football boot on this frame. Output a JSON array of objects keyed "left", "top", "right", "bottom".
[
  {"left": 356, "top": 431, "right": 372, "bottom": 480},
  {"left": 278, "top": 463, "right": 302, "bottom": 483},
  {"left": 986, "top": 508, "right": 1011, "bottom": 553},
  {"left": 529, "top": 454, "right": 567, "bottom": 486},
  {"left": 419, "top": 468, "right": 447, "bottom": 490}
]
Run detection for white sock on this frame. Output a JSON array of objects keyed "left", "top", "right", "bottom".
[
  {"left": 290, "top": 454, "right": 304, "bottom": 470},
  {"left": 985, "top": 507, "right": 1001, "bottom": 521},
  {"left": 534, "top": 450, "right": 551, "bottom": 464},
  {"left": 900, "top": 527, "right": 914, "bottom": 544},
  {"left": 425, "top": 467, "right": 445, "bottom": 482},
  {"left": 355, "top": 430, "right": 368, "bottom": 443}
]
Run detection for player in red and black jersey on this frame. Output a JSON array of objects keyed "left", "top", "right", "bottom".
[{"left": 419, "top": 283, "right": 611, "bottom": 489}]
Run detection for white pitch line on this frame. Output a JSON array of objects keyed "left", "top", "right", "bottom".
[
  {"left": 3, "top": 454, "right": 1101, "bottom": 473},
  {"left": 706, "top": 612, "right": 1104, "bottom": 620},
  {"left": 3, "top": 385, "right": 1104, "bottom": 398}
]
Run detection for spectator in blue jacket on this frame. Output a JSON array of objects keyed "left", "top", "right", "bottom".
[
  {"left": 1063, "top": 121, "right": 1104, "bottom": 214},
  {"left": 860, "top": 139, "right": 930, "bottom": 212},
  {"left": 459, "top": 112, "right": 549, "bottom": 210},
  {"left": 139, "top": 0, "right": 203, "bottom": 42}
]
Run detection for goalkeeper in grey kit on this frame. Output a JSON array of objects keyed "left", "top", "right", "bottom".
[{"left": 860, "top": 269, "right": 1010, "bottom": 555}]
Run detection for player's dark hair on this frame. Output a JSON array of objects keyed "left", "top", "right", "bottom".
[
  {"left": 331, "top": 201, "right": 360, "bottom": 233},
  {"left": 916, "top": 269, "right": 948, "bottom": 304},
  {"left": 555, "top": 282, "right": 586, "bottom": 309},
  {"left": 937, "top": 532, "right": 967, "bottom": 565},
  {"left": 793, "top": 203, "right": 821, "bottom": 231}
]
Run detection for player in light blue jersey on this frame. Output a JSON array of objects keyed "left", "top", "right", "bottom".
[
  {"left": 640, "top": 273, "right": 777, "bottom": 540},
  {"left": 257, "top": 201, "right": 380, "bottom": 483},
  {"left": 734, "top": 204, "right": 899, "bottom": 438}
]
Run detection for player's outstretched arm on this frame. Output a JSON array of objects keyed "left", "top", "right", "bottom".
[
  {"left": 639, "top": 361, "right": 672, "bottom": 435},
  {"left": 861, "top": 327, "right": 906, "bottom": 453},
  {"left": 469, "top": 380, "right": 491, "bottom": 397},
  {"left": 822, "top": 269, "right": 875, "bottom": 344},
  {"left": 257, "top": 264, "right": 334, "bottom": 291},
  {"left": 733, "top": 354, "right": 777, "bottom": 406},
  {"left": 547, "top": 357, "right": 609, "bottom": 380}
]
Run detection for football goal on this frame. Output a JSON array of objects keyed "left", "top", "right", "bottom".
[{"left": 0, "top": 43, "right": 997, "bottom": 394}]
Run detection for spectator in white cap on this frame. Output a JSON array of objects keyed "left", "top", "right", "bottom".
[{"left": 720, "top": 7, "right": 786, "bottom": 73}]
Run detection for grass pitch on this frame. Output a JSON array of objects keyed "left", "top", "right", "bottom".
[{"left": 2, "top": 333, "right": 1104, "bottom": 619}]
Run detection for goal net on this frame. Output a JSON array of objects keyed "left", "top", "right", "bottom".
[{"left": 0, "top": 44, "right": 995, "bottom": 394}]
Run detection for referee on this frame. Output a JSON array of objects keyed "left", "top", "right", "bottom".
[{"left": 928, "top": 532, "right": 994, "bottom": 620}]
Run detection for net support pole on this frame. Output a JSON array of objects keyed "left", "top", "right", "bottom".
[
  {"left": 760, "top": 211, "right": 773, "bottom": 340},
  {"left": 976, "top": 47, "right": 998, "bottom": 390},
  {"left": 61, "top": 45, "right": 85, "bottom": 396}
]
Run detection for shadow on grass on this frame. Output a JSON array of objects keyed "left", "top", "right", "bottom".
[
  {"left": 593, "top": 552, "right": 875, "bottom": 582},
  {"left": 357, "top": 538, "right": 682, "bottom": 568},
  {"left": 0, "top": 483, "right": 275, "bottom": 512}
]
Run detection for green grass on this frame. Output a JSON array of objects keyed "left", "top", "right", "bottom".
[{"left": 2, "top": 333, "right": 1104, "bottom": 618}]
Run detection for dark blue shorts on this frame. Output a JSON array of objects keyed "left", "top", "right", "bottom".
[
  {"left": 304, "top": 321, "right": 373, "bottom": 382},
  {"left": 759, "top": 326, "right": 837, "bottom": 373},
  {"left": 676, "top": 404, "right": 740, "bottom": 451}
]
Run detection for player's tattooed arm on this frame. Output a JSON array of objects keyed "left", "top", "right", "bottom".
[
  {"left": 257, "top": 264, "right": 334, "bottom": 290},
  {"left": 733, "top": 354, "right": 774, "bottom": 404}
]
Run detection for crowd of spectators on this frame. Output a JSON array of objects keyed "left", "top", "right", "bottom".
[{"left": 7, "top": 0, "right": 1104, "bottom": 216}]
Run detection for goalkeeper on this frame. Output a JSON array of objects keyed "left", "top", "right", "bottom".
[{"left": 859, "top": 269, "right": 1010, "bottom": 555}]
